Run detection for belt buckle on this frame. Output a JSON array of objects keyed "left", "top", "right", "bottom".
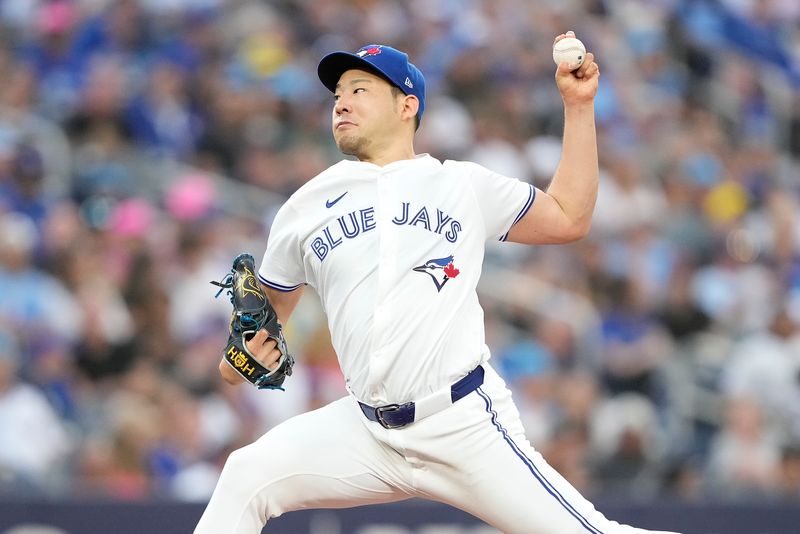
[{"left": 375, "top": 403, "right": 404, "bottom": 429}]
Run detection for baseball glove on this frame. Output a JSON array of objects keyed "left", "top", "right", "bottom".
[{"left": 211, "top": 253, "right": 294, "bottom": 390}]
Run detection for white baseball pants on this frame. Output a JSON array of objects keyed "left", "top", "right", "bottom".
[{"left": 195, "top": 364, "right": 680, "bottom": 534}]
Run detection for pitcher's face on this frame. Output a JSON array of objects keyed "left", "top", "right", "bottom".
[{"left": 331, "top": 69, "right": 404, "bottom": 159}]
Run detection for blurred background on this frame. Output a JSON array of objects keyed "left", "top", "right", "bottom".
[{"left": 0, "top": 0, "right": 799, "bottom": 532}]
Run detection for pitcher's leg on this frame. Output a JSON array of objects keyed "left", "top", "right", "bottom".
[
  {"left": 413, "top": 366, "right": 680, "bottom": 534},
  {"left": 195, "top": 397, "right": 413, "bottom": 534},
  {"left": 457, "top": 396, "right": 677, "bottom": 534}
]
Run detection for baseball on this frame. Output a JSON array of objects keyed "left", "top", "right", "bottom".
[{"left": 552, "top": 36, "right": 586, "bottom": 69}]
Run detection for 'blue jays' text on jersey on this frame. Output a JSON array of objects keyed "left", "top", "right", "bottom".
[{"left": 258, "top": 154, "right": 536, "bottom": 405}]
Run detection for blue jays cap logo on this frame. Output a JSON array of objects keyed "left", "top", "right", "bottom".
[
  {"left": 413, "top": 255, "right": 460, "bottom": 292},
  {"left": 357, "top": 46, "right": 382, "bottom": 57}
]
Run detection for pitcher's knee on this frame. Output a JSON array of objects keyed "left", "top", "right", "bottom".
[
  {"left": 216, "top": 442, "right": 304, "bottom": 520},
  {"left": 215, "top": 446, "right": 262, "bottom": 499}
]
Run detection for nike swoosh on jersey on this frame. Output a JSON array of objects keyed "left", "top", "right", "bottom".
[{"left": 326, "top": 191, "right": 348, "bottom": 208}]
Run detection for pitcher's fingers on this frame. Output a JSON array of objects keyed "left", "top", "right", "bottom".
[
  {"left": 263, "top": 347, "right": 282, "bottom": 369},
  {"left": 553, "top": 30, "right": 576, "bottom": 45},
  {"left": 574, "top": 52, "right": 595, "bottom": 78},
  {"left": 245, "top": 328, "right": 271, "bottom": 355},
  {"left": 580, "top": 57, "right": 600, "bottom": 80},
  {"left": 557, "top": 60, "right": 578, "bottom": 75},
  {"left": 250, "top": 328, "right": 269, "bottom": 344}
]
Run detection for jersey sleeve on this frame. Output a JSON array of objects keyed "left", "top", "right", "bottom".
[
  {"left": 257, "top": 201, "right": 305, "bottom": 292},
  {"left": 464, "top": 162, "right": 537, "bottom": 241}
]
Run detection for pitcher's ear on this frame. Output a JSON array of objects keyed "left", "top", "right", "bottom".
[{"left": 401, "top": 95, "right": 420, "bottom": 122}]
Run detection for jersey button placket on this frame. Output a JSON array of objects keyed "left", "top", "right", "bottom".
[{"left": 366, "top": 170, "right": 397, "bottom": 398}]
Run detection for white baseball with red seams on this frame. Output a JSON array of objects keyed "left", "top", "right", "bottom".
[{"left": 553, "top": 36, "right": 586, "bottom": 68}]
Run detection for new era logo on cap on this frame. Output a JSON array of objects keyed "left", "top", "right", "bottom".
[{"left": 317, "top": 44, "right": 426, "bottom": 123}]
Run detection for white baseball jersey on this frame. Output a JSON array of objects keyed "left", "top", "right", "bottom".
[{"left": 258, "top": 153, "right": 535, "bottom": 405}]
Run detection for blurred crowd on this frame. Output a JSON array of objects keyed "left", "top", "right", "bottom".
[{"left": 1, "top": 0, "right": 800, "bottom": 504}]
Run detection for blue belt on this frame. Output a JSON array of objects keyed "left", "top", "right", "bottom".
[{"left": 358, "top": 365, "right": 485, "bottom": 429}]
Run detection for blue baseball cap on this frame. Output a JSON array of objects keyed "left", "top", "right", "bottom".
[{"left": 318, "top": 44, "right": 426, "bottom": 123}]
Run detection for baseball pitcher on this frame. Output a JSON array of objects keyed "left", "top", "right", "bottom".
[{"left": 195, "top": 33, "right": 681, "bottom": 534}]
